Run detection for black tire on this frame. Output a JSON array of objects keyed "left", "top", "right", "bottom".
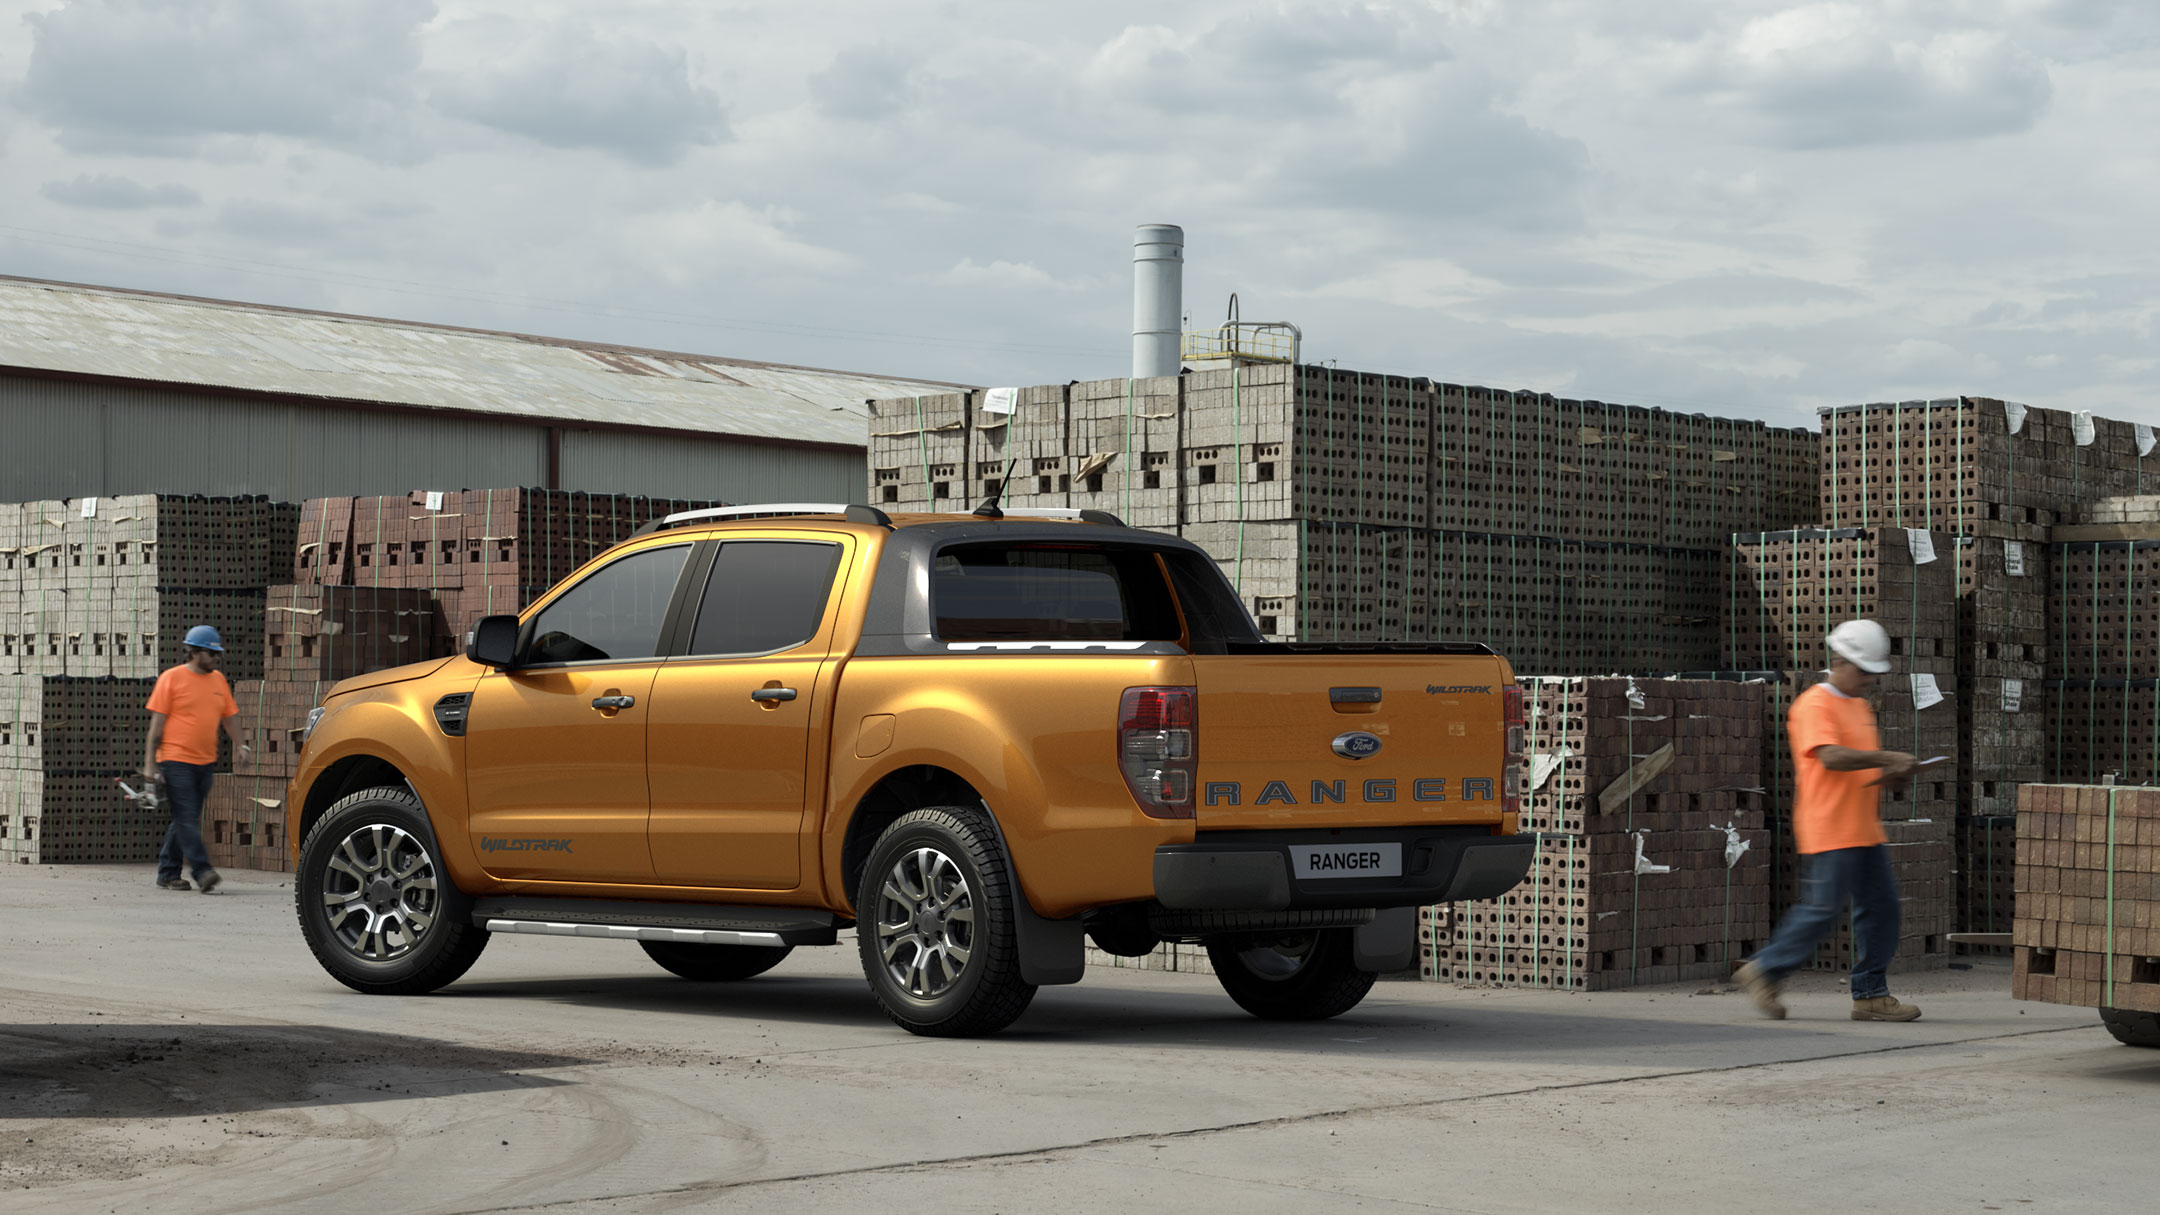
[
  {"left": 1205, "top": 927, "right": 1377, "bottom": 1021},
  {"left": 2100, "top": 1007, "right": 2160, "bottom": 1048},
  {"left": 640, "top": 939, "right": 792, "bottom": 981},
  {"left": 855, "top": 805, "right": 1036, "bottom": 1037},
  {"left": 295, "top": 785, "right": 488, "bottom": 996}
]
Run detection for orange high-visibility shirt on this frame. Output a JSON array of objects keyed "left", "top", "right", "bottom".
[
  {"left": 1786, "top": 681, "right": 1889, "bottom": 854},
  {"left": 146, "top": 665, "right": 237, "bottom": 765}
]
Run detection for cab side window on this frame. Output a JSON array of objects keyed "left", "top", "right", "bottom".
[
  {"left": 687, "top": 541, "right": 844, "bottom": 656},
  {"left": 525, "top": 545, "right": 690, "bottom": 664}
]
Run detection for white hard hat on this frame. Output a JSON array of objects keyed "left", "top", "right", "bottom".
[{"left": 1826, "top": 619, "right": 1892, "bottom": 674}]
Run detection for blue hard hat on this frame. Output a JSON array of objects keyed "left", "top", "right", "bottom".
[{"left": 184, "top": 624, "right": 225, "bottom": 652}]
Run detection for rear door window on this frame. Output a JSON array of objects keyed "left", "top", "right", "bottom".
[
  {"left": 687, "top": 541, "right": 845, "bottom": 655},
  {"left": 932, "top": 543, "right": 1181, "bottom": 641}
]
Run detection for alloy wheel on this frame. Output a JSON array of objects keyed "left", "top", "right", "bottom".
[
  {"left": 875, "top": 846, "right": 976, "bottom": 998},
  {"left": 320, "top": 824, "right": 440, "bottom": 961}
]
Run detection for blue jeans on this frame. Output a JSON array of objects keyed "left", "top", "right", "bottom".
[
  {"left": 157, "top": 761, "right": 216, "bottom": 882},
  {"left": 1752, "top": 844, "right": 1902, "bottom": 1000}
]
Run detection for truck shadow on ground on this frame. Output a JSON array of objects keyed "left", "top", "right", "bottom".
[
  {"left": 438, "top": 970, "right": 1835, "bottom": 1059},
  {"left": 0, "top": 1023, "right": 582, "bottom": 1120}
]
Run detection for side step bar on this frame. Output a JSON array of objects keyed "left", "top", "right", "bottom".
[{"left": 471, "top": 896, "right": 842, "bottom": 948}]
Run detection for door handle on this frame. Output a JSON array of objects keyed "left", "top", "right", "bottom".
[
  {"left": 750, "top": 687, "right": 798, "bottom": 703},
  {"left": 590, "top": 695, "right": 636, "bottom": 711}
]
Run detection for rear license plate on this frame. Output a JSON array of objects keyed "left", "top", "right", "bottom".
[{"left": 1290, "top": 842, "right": 1402, "bottom": 880}]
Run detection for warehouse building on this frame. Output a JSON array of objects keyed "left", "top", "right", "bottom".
[{"left": 0, "top": 274, "right": 963, "bottom": 504}]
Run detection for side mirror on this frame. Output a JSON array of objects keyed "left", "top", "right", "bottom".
[{"left": 467, "top": 615, "right": 520, "bottom": 669}]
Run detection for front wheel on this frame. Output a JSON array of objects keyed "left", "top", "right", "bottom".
[
  {"left": 2100, "top": 1007, "right": 2160, "bottom": 1048},
  {"left": 295, "top": 786, "right": 488, "bottom": 995},
  {"left": 856, "top": 805, "right": 1036, "bottom": 1037},
  {"left": 1205, "top": 927, "right": 1376, "bottom": 1021},
  {"left": 641, "top": 940, "right": 792, "bottom": 981}
]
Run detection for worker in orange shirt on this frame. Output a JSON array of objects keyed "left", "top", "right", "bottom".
[
  {"left": 142, "top": 625, "right": 250, "bottom": 893},
  {"left": 1736, "top": 619, "right": 1925, "bottom": 1022}
]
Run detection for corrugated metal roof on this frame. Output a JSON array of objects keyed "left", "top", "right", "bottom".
[{"left": 0, "top": 275, "right": 968, "bottom": 448}]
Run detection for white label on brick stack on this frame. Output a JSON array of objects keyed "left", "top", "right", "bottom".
[
  {"left": 981, "top": 387, "right": 1019, "bottom": 415},
  {"left": 425, "top": 491, "right": 445, "bottom": 511},
  {"left": 1906, "top": 529, "right": 1936, "bottom": 564},
  {"left": 2003, "top": 679, "right": 2023, "bottom": 713},
  {"left": 2073, "top": 411, "right": 2097, "bottom": 446},
  {"left": 2005, "top": 540, "right": 2026, "bottom": 576},
  {"left": 1631, "top": 831, "right": 1671, "bottom": 875},
  {"left": 80, "top": 497, "right": 96, "bottom": 519},
  {"left": 1912, "top": 673, "right": 1944, "bottom": 710},
  {"left": 2138, "top": 423, "right": 2156, "bottom": 456},
  {"left": 2004, "top": 401, "right": 2028, "bottom": 434}
]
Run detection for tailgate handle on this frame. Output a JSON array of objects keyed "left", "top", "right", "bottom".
[{"left": 1329, "top": 687, "right": 1383, "bottom": 704}]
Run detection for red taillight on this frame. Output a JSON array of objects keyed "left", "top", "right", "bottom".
[
  {"left": 1118, "top": 686, "right": 1197, "bottom": 819},
  {"left": 1502, "top": 683, "right": 1525, "bottom": 823}
]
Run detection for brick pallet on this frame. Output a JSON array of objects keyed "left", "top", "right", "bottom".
[
  {"left": 1422, "top": 677, "right": 1772, "bottom": 990},
  {"left": 1, "top": 496, "right": 293, "bottom": 680},
  {"left": 869, "top": 366, "right": 1819, "bottom": 670},
  {"left": 2045, "top": 509, "right": 2160, "bottom": 787},
  {"left": 2012, "top": 783, "right": 2160, "bottom": 1014},
  {"left": 0, "top": 675, "right": 164, "bottom": 864},
  {"left": 1957, "top": 814, "right": 2016, "bottom": 954},
  {"left": 1816, "top": 401, "right": 2159, "bottom": 812}
]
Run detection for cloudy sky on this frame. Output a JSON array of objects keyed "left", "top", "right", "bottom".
[{"left": 1, "top": 0, "right": 2155, "bottom": 429}]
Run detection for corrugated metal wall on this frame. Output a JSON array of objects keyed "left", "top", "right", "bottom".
[
  {"left": 0, "top": 373, "right": 864, "bottom": 505},
  {"left": 557, "top": 428, "right": 858, "bottom": 502}
]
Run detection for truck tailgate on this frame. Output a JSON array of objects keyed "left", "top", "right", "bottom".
[{"left": 1189, "top": 653, "right": 1513, "bottom": 830}]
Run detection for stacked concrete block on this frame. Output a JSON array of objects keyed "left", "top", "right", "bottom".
[
  {"left": 1817, "top": 401, "right": 2159, "bottom": 815},
  {"left": 1, "top": 495, "right": 293, "bottom": 681},
  {"left": 1079, "top": 941, "right": 1217, "bottom": 977},
  {"left": 2013, "top": 783, "right": 2160, "bottom": 1014},
  {"left": 2045, "top": 518, "right": 2160, "bottom": 788},
  {"left": 1423, "top": 677, "right": 1772, "bottom": 990},
  {"left": 0, "top": 675, "right": 163, "bottom": 864}
]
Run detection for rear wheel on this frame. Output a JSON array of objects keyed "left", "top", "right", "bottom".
[
  {"left": 1205, "top": 927, "right": 1376, "bottom": 1021},
  {"left": 856, "top": 805, "right": 1035, "bottom": 1037},
  {"left": 640, "top": 940, "right": 792, "bottom": 981},
  {"left": 2100, "top": 1007, "right": 2160, "bottom": 1048},
  {"left": 296, "top": 786, "right": 487, "bottom": 995}
]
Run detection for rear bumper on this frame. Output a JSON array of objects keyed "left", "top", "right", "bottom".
[{"left": 1152, "top": 827, "right": 1533, "bottom": 911}]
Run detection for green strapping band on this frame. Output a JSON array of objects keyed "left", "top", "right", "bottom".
[{"left": 2105, "top": 787, "right": 2120, "bottom": 1006}]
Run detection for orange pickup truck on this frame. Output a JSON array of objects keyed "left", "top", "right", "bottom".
[{"left": 288, "top": 504, "right": 1531, "bottom": 1036}]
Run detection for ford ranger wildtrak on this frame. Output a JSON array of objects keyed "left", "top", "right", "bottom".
[{"left": 289, "top": 503, "right": 1531, "bottom": 1036}]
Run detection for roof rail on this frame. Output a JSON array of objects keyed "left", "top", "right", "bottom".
[
  {"left": 633, "top": 503, "right": 892, "bottom": 536},
  {"left": 997, "top": 507, "right": 1128, "bottom": 526}
]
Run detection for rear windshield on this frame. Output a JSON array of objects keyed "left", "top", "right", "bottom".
[{"left": 932, "top": 543, "right": 1183, "bottom": 641}]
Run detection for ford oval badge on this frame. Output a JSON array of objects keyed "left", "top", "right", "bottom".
[{"left": 1332, "top": 731, "right": 1383, "bottom": 760}]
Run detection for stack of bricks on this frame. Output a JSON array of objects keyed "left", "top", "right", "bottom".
[
  {"left": 0, "top": 495, "right": 296, "bottom": 680},
  {"left": 1808, "top": 402, "right": 2158, "bottom": 950},
  {"left": 2013, "top": 783, "right": 2160, "bottom": 1014},
  {"left": 1957, "top": 812, "right": 2017, "bottom": 954},
  {"left": 2045, "top": 497, "right": 2160, "bottom": 788},
  {"left": 868, "top": 365, "right": 1820, "bottom": 672},
  {"left": 1079, "top": 941, "right": 1218, "bottom": 977},
  {"left": 297, "top": 489, "right": 726, "bottom": 654},
  {"left": 205, "top": 585, "right": 440, "bottom": 873},
  {"left": 0, "top": 675, "right": 165, "bottom": 864},
  {"left": 1421, "top": 677, "right": 1772, "bottom": 990}
]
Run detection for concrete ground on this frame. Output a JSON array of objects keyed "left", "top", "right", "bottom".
[{"left": 2, "top": 865, "right": 2154, "bottom": 1214}]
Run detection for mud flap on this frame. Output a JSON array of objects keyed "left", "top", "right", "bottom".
[
  {"left": 978, "top": 802, "right": 1084, "bottom": 985},
  {"left": 1352, "top": 905, "right": 1416, "bottom": 973}
]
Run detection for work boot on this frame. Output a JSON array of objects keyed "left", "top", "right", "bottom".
[
  {"left": 1735, "top": 960, "right": 1786, "bottom": 1020},
  {"left": 194, "top": 868, "right": 222, "bottom": 895},
  {"left": 156, "top": 877, "right": 191, "bottom": 891},
  {"left": 1851, "top": 995, "right": 1922, "bottom": 1022}
]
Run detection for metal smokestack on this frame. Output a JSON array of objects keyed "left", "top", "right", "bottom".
[{"left": 1131, "top": 224, "right": 1183, "bottom": 379}]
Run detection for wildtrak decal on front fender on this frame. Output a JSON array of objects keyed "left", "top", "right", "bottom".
[{"left": 480, "top": 837, "right": 575, "bottom": 854}]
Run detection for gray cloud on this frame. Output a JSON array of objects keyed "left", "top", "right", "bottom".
[
  {"left": 40, "top": 173, "right": 201, "bottom": 209},
  {"left": 18, "top": 0, "right": 434, "bottom": 156},
  {"left": 431, "top": 25, "right": 725, "bottom": 165},
  {"left": 810, "top": 45, "right": 916, "bottom": 121},
  {"left": 1676, "top": 5, "right": 2053, "bottom": 149}
]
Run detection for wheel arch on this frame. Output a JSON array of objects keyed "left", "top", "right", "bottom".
[
  {"left": 839, "top": 764, "right": 986, "bottom": 914},
  {"left": 299, "top": 755, "right": 416, "bottom": 850}
]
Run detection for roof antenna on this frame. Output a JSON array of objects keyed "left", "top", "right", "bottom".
[{"left": 972, "top": 452, "right": 1020, "bottom": 519}]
